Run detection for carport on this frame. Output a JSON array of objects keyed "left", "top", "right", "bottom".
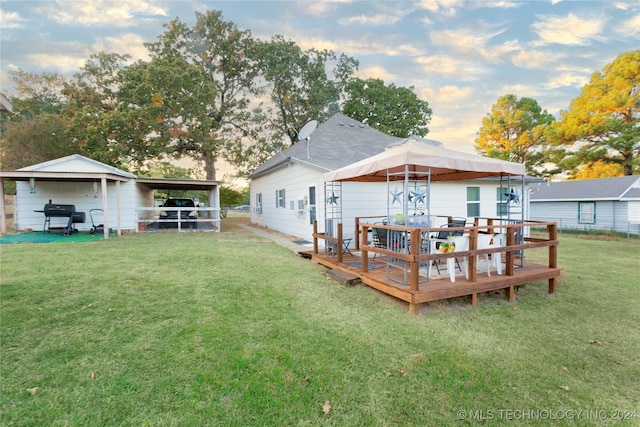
[
  {"left": 134, "top": 177, "right": 222, "bottom": 232},
  {"left": 1, "top": 155, "right": 222, "bottom": 237}
]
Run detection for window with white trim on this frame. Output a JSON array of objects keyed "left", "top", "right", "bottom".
[
  {"left": 578, "top": 202, "right": 595, "bottom": 224},
  {"left": 255, "top": 193, "right": 262, "bottom": 213},
  {"left": 467, "top": 186, "right": 480, "bottom": 217},
  {"left": 276, "top": 189, "right": 286, "bottom": 208}
]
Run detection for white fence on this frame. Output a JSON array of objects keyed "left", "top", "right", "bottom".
[{"left": 135, "top": 207, "right": 221, "bottom": 232}]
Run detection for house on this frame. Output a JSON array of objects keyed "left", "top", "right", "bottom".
[
  {"left": 0, "top": 154, "right": 222, "bottom": 236},
  {"left": 249, "top": 113, "right": 535, "bottom": 243},
  {"left": 530, "top": 176, "right": 640, "bottom": 235},
  {"left": 0, "top": 93, "right": 12, "bottom": 114}
]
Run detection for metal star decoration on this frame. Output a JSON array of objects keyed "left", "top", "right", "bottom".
[
  {"left": 390, "top": 186, "right": 403, "bottom": 205},
  {"left": 504, "top": 188, "right": 521, "bottom": 204},
  {"left": 327, "top": 192, "right": 340, "bottom": 205},
  {"left": 410, "top": 189, "right": 427, "bottom": 205}
]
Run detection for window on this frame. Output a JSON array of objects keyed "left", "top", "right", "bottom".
[
  {"left": 467, "top": 186, "right": 480, "bottom": 217},
  {"left": 255, "top": 193, "right": 262, "bottom": 214},
  {"left": 496, "top": 187, "right": 508, "bottom": 216},
  {"left": 579, "top": 202, "right": 595, "bottom": 224},
  {"left": 308, "top": 186, "right": 316, "bottom": 224},
  {"left": 276, "top": 189, "right": 286, "bottom": 208}
]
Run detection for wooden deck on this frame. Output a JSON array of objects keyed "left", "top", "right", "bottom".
[{"left": 310, "top": 219, "right": 561, "bottom": 314}]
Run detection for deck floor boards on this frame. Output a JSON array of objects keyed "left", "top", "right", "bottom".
[{"left": 308, "top": 251, "right": 560, "bottom": 309}]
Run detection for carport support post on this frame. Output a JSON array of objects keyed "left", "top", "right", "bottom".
[
  {"left": 115, "top": 180, "right": 121, "bottom": 236},
  {"left": 0, "top": 179, "right": 5, "bottom": 234},
  {"left": 101, "top": 178, "right": 109, "bottom": 239}
]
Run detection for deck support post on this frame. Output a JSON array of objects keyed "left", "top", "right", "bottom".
[
  {"left": 337, "top": 223, "right": 344, "bottom": 263},
  {"left": 548, "top": 223, "right": 558, "bottom": 294},
  {"left": 409, "top": 228, "right": 421, "bottom": 291},
  {"left": 313, "top": 221, "right": 319, "bottom": 254},
  {"left": 362, "top": 225, "right": 370, "bottom": 272},
  {"left": 505, "top": 285, "right": 515, "bottom": 302},
  {"left": 471, "top": 293, "right": 478, "bottom": 307},
  {"left": 409, "top": 301, "right": 419, "bottom": 315}
]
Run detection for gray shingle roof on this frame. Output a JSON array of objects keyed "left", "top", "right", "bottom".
[
  {"left": 530, "top": 176, "right": 640, "bottom": 201},
  {"left": 249, "top": 113, "right": 407, "bottom": 179}
]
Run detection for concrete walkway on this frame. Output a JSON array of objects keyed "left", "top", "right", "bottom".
[{"left": 236, "top": 223, "right": 316, "bottom": 254}]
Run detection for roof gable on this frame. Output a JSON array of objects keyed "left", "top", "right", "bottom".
[
  {"left": 249, "top": 113, "right": 402, "bottom": 179},
  {"left": 19, "top": 154, "right": 137, "bottom": 179},
  {"left": 531, "top": 176, "right": 640, "bottom": 201}
]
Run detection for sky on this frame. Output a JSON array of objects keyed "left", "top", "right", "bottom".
[{"left": 1, "top": 0, "right": 639, "bottom": 159}]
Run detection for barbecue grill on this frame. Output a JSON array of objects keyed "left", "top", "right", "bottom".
[{"left": 39, "top": 204, "right": 77, "bottom": 235}]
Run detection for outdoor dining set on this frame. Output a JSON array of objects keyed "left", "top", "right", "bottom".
[{"left": 367, "top": 216, "right": 509, "bottom": 284}]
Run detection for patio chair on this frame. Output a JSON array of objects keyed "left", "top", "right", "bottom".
[
  {"left": 477, "top": 232, "right": 504, "bottom": 277},
  {"left": 431, "top": 220, "right": 467, "bottom": 273},
  {"left": 371, "top": 226, "right": 388, "bottom": 261},
  {"left": 428, "top": 234, "right": 469, "bottom": 282}
]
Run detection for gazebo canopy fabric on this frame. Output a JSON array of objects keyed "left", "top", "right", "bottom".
[{"left": 323, "top": 136, "right": 525, "bottom": 182}]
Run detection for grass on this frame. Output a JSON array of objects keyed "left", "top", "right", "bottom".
[{"left": 1, "top": 218, "right": 639, "bottom": 426}]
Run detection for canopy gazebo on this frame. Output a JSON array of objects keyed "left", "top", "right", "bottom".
[{"left": 309, "top": 137, "right": 560, "bottom": 313}]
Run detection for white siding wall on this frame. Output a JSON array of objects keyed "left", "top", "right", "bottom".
[
  {"left": 250, "top": 164, "right": 325, "bottom": 241},
  {"left": 530, "top": 200, "right": 639, "bottom": 234},
  {"left": 251, "top": 164, "right": 530, "bottom": 242},
  {"left": 15, "top": 180, "right": 152, "bottom": 231}
]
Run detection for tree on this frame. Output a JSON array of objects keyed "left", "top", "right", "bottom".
[
  {"left": 0, "top": 114, "right": 77, "bottom": 171},
  {"left": 254, "top": 35, "right": 358, "bottom": 145},
  {"left": 342, "top": 78, "right": 432, "bottom": 138},
  {"left": 548, "top": 49, "right": 640, "bottom": 177},
  {"left": 115, "top": 55, "right": 219, "bottom": 174},
  {"left": 573, "top": 160, "right": 624, "bottom": 180},
  {"left": 143, "top": 10, "right": 262, "bottom": 180},
  {"left": 0, "top": 70, "right": 77, "bottom": 172},
  {"left": 475, "top": 94, "right": 555, "bottom": 176},
  {"left": 5, "top": 70, "right": 69, "bottom": 120},
  {"left": 62, "top": 52, "right": 136, "bottom": 170}
]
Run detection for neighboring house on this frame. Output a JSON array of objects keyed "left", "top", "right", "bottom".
[
  {"left": 249, "top": 113, "right": 536, "bottom": 243},
  {"left": 0, "top": 154, "right": 222, "bottom": 235},
  {"left": 0, "top": 93, "right": 13, "bottom": 114},
  {"left": 530, "top": 176, "right": 640, "bottom": 235}
]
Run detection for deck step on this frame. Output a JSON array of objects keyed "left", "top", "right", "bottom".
[{"left": 325, "top": 269, "right": 361, "bottom": 286}]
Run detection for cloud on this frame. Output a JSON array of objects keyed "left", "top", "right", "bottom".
[
  {"left": 416, "top": 55, "right": 487, "bottom": 81},
  {"left": 429, "top": 27, "right": 520, "bottom": 63},
  {"left": 33, "top": 0, "right": 167, "bottom": 27},
  {"left": 542, "top": 73, "right": 589, "bottom": 90},
  {"left": 303, "top": 0, "right": 353, "bottom": 16},
  {"left": 338, "top": 13, "right": 404, "bottom": 25},
  {"left": 511, "top": 49, "right": 562, "bottom": 69},
  {"left": 615, "top": 14, "right": 640, "bottom": 37},
  {"left": 91, "top": 33, "right": 151, "bottom": 62},
  {"left": 416, "top": 0, "right": 461, "bottom": 16},
  {"left": 0, "top": 8, "right": 25, "bottom": 29},
  {"left": 356, "top": 65, "right": 397, "bottom": 81},
  {"left": 531, "top": 12, "right": 607, "bottom": 46},
  {"left": 25, "top": 52, "right": 87, "bottom": 73},
  {"left": 419, "top": 85, "right": 475, "bottom": 103},
  {"left": 22, "top": 33, "right": 151, "bottom": 73}
]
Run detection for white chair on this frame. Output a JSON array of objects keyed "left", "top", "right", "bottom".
[
  {"left": 492, "top": 233, "right": 505, "bottom": 275},
  {"left": 428, "top": 235, "right": 468, "bottom": 282},
  {"left": 477, "top": 233, "right": 504, "bottom": 277}
]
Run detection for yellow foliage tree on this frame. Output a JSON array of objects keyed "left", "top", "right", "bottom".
[
  {"left": 573, "top": 161, "right": 624, "bottom": 180},
  {"left": 549, "top": 50, "right": 640, "bottom": 177}
]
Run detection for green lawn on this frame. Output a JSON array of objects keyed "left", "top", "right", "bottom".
[{"left": 1, "top": 219, "right": 639, "bottom": 426}]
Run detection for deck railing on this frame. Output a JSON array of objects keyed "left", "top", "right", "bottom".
[{"left": 313, "top": 217, "right": 559, "bottom": 293}]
